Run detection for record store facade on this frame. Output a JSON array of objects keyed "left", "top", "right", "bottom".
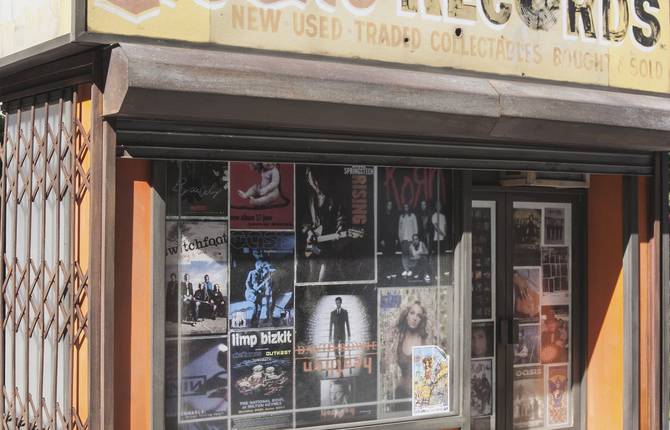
[{"left": 1, "top": 1, "right": 670, "bottom": 429}]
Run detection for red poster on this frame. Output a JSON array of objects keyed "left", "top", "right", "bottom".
[{"left": 230, "top": 162, "right": 294, "bottom": 230}]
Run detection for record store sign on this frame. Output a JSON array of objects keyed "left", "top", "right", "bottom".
[{"left": 87, "top": 0, "right": 670, "bottom": 92}]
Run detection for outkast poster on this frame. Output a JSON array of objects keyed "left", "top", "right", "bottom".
[{"left": 295, "top": 164, "right": 376, "bottom": 285}]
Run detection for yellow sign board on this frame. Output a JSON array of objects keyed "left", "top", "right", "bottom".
[
  {"left": 0, "top": 0, "right": 71, "bottom": 59},
  {"left": 88, "top": 0, "right": 669, "bottom": 93}
]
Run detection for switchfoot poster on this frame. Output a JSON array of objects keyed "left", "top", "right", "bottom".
[
  {"left": 378, "top": 287, "right": 438, "bottom": 417},
  {"left": 295, "top": 164, "right": 375, "bottom": 285},
  {"left": 167, "top": 161, "right": 229, "bottom": 217},
  {"left": 547, "top": 365, "right": 570, "bottom": 426},
  {"left": 411, "top": 345, "right": 450, "bottom": 416},
  {"left": 166, "top": 221, "right": 229, "bottom": 336},
  {"left": 295, "top": 285, "right": 377, "bottom": 427},
  {"left": 230, "top": 329, "right": 293, "bottom": 418},
  {"left": 377, "top": 167, "right": 451, "bottom": 286},
  {"left": 229, "top": 231, "right": 295, "bottom": 329},
  {"left": 513, "top": 365, "right": 544, "bottom": 428},
  {"left": 230, "top": 162, "right": 294, "bottom": 230}
]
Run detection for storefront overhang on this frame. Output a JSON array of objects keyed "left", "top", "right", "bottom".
[{"left": 104, "top": 43, "right": 670, "bottom": 160}]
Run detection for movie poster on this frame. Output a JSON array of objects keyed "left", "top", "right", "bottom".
[
  {"left": 514, "top": 324, "right": 540, "bottom": 365},
  {"left": 412, "top": 345, "right": 450, "bottom": 416},
  {"left": 377, "top": 167, "right": 452, "bottom": 286},
  {"left": 513, "top": 365, "right": 544, "bottom": 428},
  {"left": 472, "top": 207, "right": 493, "bottom": 320},
  {"left": 229, "top": 231, "right": 295, "bottom": 329},
  {"left": 167, "top": 161, "right": 229, "bottom": 217},
  {"left": 513, "top": 268, "right": 541, "bottom": 322},
  {"left": 471, "top": 322, "right": 494, "bottom": 359},
  {"left": 471, "top": 359, "right": 493, "bottom": 417},
  {"left": 230, "top": 162, "right": 294, "bottom": 230},
  {"left": 179, "top": 337, "right": 230, "bottom": 421},
  {"left": 230, "top": 329, "right": 293, "bottom": 422},
  {"left": 295, "top": 164, "right": 376, "bottom": 285},
  {"left": 544, "top": 208, "right": 566, "bottom": 246},
  {"left": 378, "top": 287, "right": 439, "bottom": 417},
  {"left": 547, "top": 365, "right": 570, "bottom": 426},
  {"left": 294, "top": 285, "right": 377, "bottom": 427},
  {"left": 541, "top": 305, "right": 570, "bottom": 364},
  {"left": 541, "top": 247, "right": 570, "bottom": 297},
  {"left": 513, "top": 209, "right": 541, "bottom": 266},
  {"left": 166, "top": 221, "right": 229, "bottom": 336}
]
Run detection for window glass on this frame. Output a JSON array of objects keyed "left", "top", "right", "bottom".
[{"left": 163, "top": 161, "right": 461, "bottom": 429}]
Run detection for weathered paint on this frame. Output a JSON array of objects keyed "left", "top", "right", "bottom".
[{"left": 0, "top": 0, "right": 71, "bottom": 58}]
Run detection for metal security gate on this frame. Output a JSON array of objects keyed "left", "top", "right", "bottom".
[{"left": 0, "top": 88, "right": 91, "bottom": 430}]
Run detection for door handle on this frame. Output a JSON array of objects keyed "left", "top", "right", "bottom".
[{"left": 499, "top": 318, "right": 520, "bottom": 345}]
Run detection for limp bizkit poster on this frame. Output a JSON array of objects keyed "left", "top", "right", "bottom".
[
  {"left": 295, "top": 164, "right": 376, "bottom": 285},
  {"left": 412, "top": 345, "right": 450, "bottom": 416},
  {"left": 167, "top": 161, "right": 229, "bottom": 217},
  {"left": 230, "top": 162, "right": 294, "bottom": 230},
  {"left": 377, "top": 167, "right": 451, "bottom": 286},
  {"left": 166, "top": 221, "right": 229, "bottom": 337},
  {"left": 229, "top": 231, "right": 295, "bottom": 330},
  {"left": 230, "top": 329, "right": 293, "bottom": 427},
  {"left": 294, "top": 285, "right": 377, "bottom": 427}
]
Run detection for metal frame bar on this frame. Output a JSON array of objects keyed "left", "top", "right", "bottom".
[
  {"left": 151, "top": 162, "right": 166, "bottom": 430},
  {"left": 660, "top": 153, "right": 670, "bottom": 430}
]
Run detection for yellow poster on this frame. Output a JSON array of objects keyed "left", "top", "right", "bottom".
[{"left": 87, "top": 0, "right": 670, "bottom": 93}]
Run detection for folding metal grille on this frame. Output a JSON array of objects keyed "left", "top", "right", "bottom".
[{"left": 0, "top": 88, "right": 91, "bottom": 430}]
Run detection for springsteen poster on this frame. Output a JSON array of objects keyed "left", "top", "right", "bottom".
[
  {"left": 295, "top": 164, "right": 375, "bottom": 285},
  {"left": 166, "top": 221, "right": 229, "bottom": 337},
  {"left": 230, "top": 329, "right": 293, "bottom": 426},
  {"left": 295, "top": 285, "right": 377, "bottom": 427},
  {"left": 229, "top": 231, "right": 295, "bottom": 330},
  {"left": 230, "top": 162, "right": 294, "bottom": 230},
  {"left": 167, "top": 161, "right": 229, "bottom": 217}
]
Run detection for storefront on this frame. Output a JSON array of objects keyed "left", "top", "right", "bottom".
[{"left": 1, "top": 1, "right": 670, "bottom": 430}]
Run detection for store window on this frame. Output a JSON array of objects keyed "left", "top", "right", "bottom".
[{"left": 159, "top": 161, "right": 464, "bottom": 429}]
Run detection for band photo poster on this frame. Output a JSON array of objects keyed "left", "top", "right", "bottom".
[{"left": 164, "top": 161, "right": 458, "bottom": 429}]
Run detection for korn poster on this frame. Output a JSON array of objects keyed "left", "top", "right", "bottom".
[
  {"left": 295, "top": 164, "right": 375, "bottom": 285},
  {"left": 230, "top": 162, "right": 294, "bottom": 230}
]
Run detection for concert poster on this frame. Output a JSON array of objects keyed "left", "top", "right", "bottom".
[
  {"left": 229, "top": 162, "right": 294, "bottom": 230},
  {"left": 167, "top": 161, "right": 229, "bottom": 217},
  {"left": 514, "top": 324, "right": 540, "bottom": 365},
  {"left": 231, "top": 414, "right": 292, "bottom": 430},
  {"left": 230, "top": 329, "right": 293, "bottom": 420},
  {"left": 471, "top": 322, "right": 494, "bottom": 359},
  {"left": 378, "top": 287, "right": 438, "bottom": 417},
  {"left": 471, "top": 359, "right": 493, "bottom": 417},
  {"left": 513, "top": 209, "right": 541, "bottom": 266},
  {"left": 166, "top": 221, "right": 229, "bottom": 337},
  {"left": 411, "top": 345, "right": 450, "bottom": 416},
  {"left": 178, "top": 336, "right": 230, "bottom": 421},
  {"left": 513, "top": 268, "right": 541, "bottom": 323},
  {"left": 540, "top": 305, "right": 570, "bottom": 364},
  {"left": 294, "top": 284, "right": 377, "bottom": 427},
  {"left": 472, "top": 207, "right": 493, "bottom": 320},
  {"left": 229, "top": 231, "right": 295, "bottom": 330},
  {"left": 513, "top": 365, "right": 545, "bottom": 429},
  {"left": 547, "top": 365, "right": 570, "bottom": 426},
  {"left": 295, "top": 164, "right": 376, "bottom": 285},
  {"left": 544, "top": 208, "right": 566, "bottom": 246},
  {"left": 541, "top": 247, "right": 570, "bottom": 297},
  {"left": 377, "top": 167, "right": 451, "bottom": 286}
]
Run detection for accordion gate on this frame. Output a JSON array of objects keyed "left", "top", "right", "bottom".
[{"left": 0, "top": 87, "right": 93, "bottom": 430}]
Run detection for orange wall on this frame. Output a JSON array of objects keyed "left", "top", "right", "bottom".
[
  {"left": 115, "top": 159, "right": 153, "bottom": 430},
  {"left": 587, "top": 175, "right": 624, "bottom": 429}
]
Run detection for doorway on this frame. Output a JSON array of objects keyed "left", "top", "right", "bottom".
[{"left": 470, "top": 190, "right": 584, "bottom": 430}]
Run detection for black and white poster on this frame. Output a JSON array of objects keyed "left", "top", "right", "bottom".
[
  {"left": 472, "top": 206, "right": 493, "bottom": 320},
  {"left": 513, "top": 365, "right": 544, "bottom": 428},
  {"left": 295, "top": 165, "right": 376, "bottom": 285},
  {"left": 543, "top": 208, "right": 565, "bottom": 246},
  {"left": 294, "top": 285, "right": 377, "bottom": 427},
  {"left": 471, "top": 359, "right": 493, "bottom": 417},
  {"left": 541, "top": 247, "right": 570, "bottom": 296},
  {"left": 167, "top": 161, "right": 229, "bottom": 217},
  {"left": 513, "top": 209, "right": 541, "bottom": 266},
  {"left": 230, "top": 329, "right": 293, "bottom": 421},
  {"left": 229, "top": 231, "right": 295, "bottom": 329}
]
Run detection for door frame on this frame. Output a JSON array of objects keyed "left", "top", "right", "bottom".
[{"left": 472, "top": 187, "right": 586, "bottom": 430}]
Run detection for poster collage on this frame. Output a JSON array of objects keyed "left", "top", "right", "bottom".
[
  {"left": 470, "top": 203, "right": 496, "bottom": 430},
  {"left": 163, "top": 162, "right": 457, "bottom": 430},
  {"left": 512, "top": 204, "right": 572, "bottom": 430}
]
